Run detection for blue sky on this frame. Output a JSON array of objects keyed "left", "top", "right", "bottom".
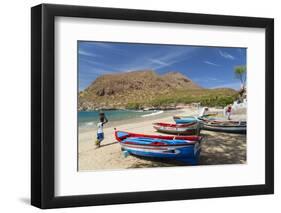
[{"left": 78, "top": 41, "right": 246, "bottom": 91}]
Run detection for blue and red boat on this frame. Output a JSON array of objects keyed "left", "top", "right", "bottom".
[
  {"left": 173, "top": 116, "right": 198, "bottom": 124},
  {"left": 115, "top": 130, "right": 203, "bottom": 165},
  {"left": 153, "top": 121, "right": 200, "bottom": 135}
]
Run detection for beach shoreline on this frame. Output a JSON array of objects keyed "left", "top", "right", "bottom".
[
  {"left": 78, "top": 108, "right": 189, "bottom": 134},
  {"left": 78, "top": 106, "right": 246, "bottom": 171}
]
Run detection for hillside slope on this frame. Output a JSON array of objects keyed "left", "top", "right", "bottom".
[{"left": 79, "top": 70, "right": 237, "bottom": 110}]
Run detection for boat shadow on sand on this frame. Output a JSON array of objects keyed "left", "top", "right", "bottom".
[
  {"left": 126, "top": 131, "right": 246, "bottom": 168},
  {"left": 199, "top": 130, "right": 246, "bottom": 165}
]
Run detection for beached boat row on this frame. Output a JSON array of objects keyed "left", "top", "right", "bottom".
[
  {"left": 199, "top": 118, "right": 246, "bottom": 134},
  {"left": 114, "top": 117, "right": 202, "bottom": 164},
  {"left": 115, "top": 110, "right": 246, "bottom": 165},
  {"left": 174, "top": 115, "right": 247, "bottom": 134},
  {"left": 152, "top": 115, "right": 246, "bottom": 135}
]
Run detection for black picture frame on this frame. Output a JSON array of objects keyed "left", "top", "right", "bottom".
[{"left": 31, "top": 3, "right": 274, "bottom": 209}]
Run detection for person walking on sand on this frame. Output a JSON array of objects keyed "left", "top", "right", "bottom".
[
  {"left": 199, "top": 107, "right": 208, "bottom": 117},
  {"left": 226, "top": 105, "right": 232, "bottom": 120},
  {"left": 95, "top": 112, "right": 108, "bottom": 147}
]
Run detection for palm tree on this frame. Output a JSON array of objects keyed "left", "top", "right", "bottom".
[{"left": 234, "top": 65, "right": 246, "bottom": 89}]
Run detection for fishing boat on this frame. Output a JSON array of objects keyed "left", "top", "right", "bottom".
[
  {"left": 115, "top": 130, "right": 203, "bottom": 164},
  {"left": 153, "top": 121, "right": 200, "bottom": 135},
  {"left": 199, "top": 118, "right": 246, "bottom": 134},
  {"left": 200, "top": 113, "right": 219, "bottom": 118},
  {"left": 173, "top": 116, "right": 198, "bottom": 124}
]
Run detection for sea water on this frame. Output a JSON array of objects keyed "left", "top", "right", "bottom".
[{"left": 78, "top": 110, "right": 163, "bottom": 129}]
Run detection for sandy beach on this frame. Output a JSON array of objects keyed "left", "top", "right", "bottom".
[{"left": 78, "top": 106, "right": 246, "bottom": 171}]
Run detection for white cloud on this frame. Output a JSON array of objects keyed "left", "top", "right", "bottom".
[
  {"left": 119, "top": 47, "right": 198, "bottom": 71},
  {"left": 218, "top": 50, "right": 235, "bottom": 60},
  {"left": 211, "top": 82, "right": 241, "bottom": 90},
  {"left": 80, "top": 42, "right": 113, "bottom": 48},
  {"left": 78, "top": 49, "right": 99, "bottom": 57},
  {"left": 204, "top": 60, "right": 220, "bottom": 66},
  {"left": 81, "top": 58, "right": 120, "bottom": 72},
  {"left": 148, "top": 59, "right": 170, "bottom": 66},
  {"left": 193, "top": 77, "right": 224, "bottom": 83}
]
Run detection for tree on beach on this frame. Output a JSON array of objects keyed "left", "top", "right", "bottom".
[{"left": 234, "top": 65, "right": 246, "bottom": 89}]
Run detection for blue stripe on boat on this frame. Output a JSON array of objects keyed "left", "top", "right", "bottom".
[{"left": 174, "top": 117, "right": 198, "bottom": 124}]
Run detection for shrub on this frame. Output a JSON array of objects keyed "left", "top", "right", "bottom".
[{"left": 126, "top": 102, "right": 141, "bottom": 110}]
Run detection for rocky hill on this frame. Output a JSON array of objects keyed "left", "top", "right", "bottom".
[{"left": 79, "top": 70, "right": 237, "bottom": 110}]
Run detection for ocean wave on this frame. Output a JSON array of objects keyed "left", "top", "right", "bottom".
[
  {"left": 79, "top": 121, "right": 95, "bottom": 128},
  {"left": 141, "top": 110, "right": 164, "bottom": 117}
]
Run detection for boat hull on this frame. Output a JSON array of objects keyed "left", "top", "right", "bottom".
[
  {"left": 115, "top": 130, "right": 202, "bottom": 142},
  {"left": 173, "top": 116, "right": 198, "bottom": 124},
  {"left": 153, "top": 127, "right": 199, "bottom": 135},
  {"left": 153, "top": 123, "right": 200, "bottom": 135},
  {"left": 121, "top": 142, "right": 201, "bottom": 164},
  {"left": 202, "top": 124, "right": 246, "bottom": 133},
  {"left": 200, "top": 119, "right": 247, "bottom": 134},
  {"left": 115, "top": 130, "right": 202, "bottom": 164}
]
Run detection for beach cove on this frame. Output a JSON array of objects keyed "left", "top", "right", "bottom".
[{"left": 78, "top": 106, "right": 246, "bottom": 171}]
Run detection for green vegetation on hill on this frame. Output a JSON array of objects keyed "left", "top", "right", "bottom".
[{"left": 125, "top": 89, "right": 238, "bottom": 109}]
